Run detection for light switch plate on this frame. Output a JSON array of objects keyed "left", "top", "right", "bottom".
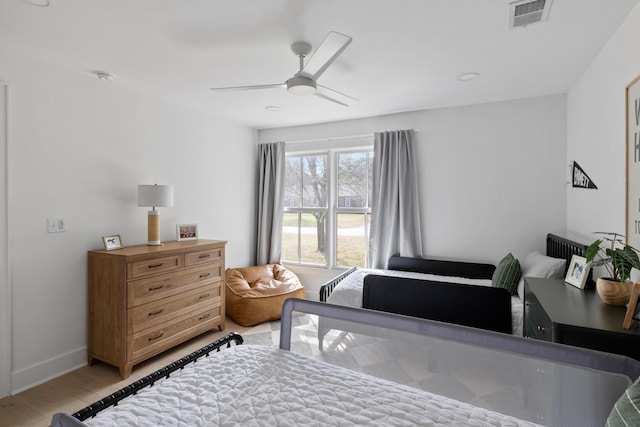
[{"left": 48, "top": 218, "right": 65, "bottom": 233}]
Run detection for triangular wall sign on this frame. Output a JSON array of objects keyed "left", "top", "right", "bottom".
[{"left": 572, "top": 161, "right": 598, "bottom": 189}]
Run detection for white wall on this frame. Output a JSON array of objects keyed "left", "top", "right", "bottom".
[
  {"left": 567, "top": 3, "right": 640, "bottom": 241},
  {"left": 0, "top": 82, "right": 9, "bottom": 398},
  {"left": 260, "top": 95, "right": 568, "bottom": 289},
  {"left": 0, "top": 46, "right": 256, "bottom": 394}
]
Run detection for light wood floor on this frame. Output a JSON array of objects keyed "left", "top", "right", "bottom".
[{"left": 0, "top": 316, "right": 258, "bottom": 427}]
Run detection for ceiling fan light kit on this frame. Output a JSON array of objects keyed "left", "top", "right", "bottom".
[
  {"left": 287, "top": 75, "right": 316, "bottom": 95},
  {"left": 211, "top": 31, "right": 357, "bottom": 106}
]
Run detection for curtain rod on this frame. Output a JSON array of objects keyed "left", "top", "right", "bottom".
[
  {"left": 284, "top": 129, "right": 419, "bottom": 145},
  {"left": 284, "top": 133, "right": 373, "bottom": 145}
]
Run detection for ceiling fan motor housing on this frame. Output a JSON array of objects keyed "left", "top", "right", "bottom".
[{"left": 287, "top": 75, "right": 317, "bottom": 95}]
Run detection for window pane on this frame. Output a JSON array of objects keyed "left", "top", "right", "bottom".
[
  {"left": 338, "top": 152, "right": 368, "bottom": 208},
  {"left": 336, "top": 212, "right": 370, "bottom": 268},
  {"left": 284, "top": 157, "right": 302, "bottom": 208},
  {"left": 300, "top": 210, "right": 326, "bottom": 265},
  {"left": 281, "top": 212, "right": 300, "bottom": 262},
  {"left": 302, "top": 155, "right": 327, "bottom": 208}
]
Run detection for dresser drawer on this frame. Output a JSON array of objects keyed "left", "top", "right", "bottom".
[
  {"left": 128, "top": 263, "right": 223, "bottom": 308},
  {"left": 129, "top": 282, "right": 222, "bottom": 334},
  {"left": 130, "top": 306, "right": 222, "bottom": 362},
  {"left": 128, "top": 255, "right": 182, "bottom": 279},
  {"left": 185, "top": 247, "right": 224, "bottom": 267}
]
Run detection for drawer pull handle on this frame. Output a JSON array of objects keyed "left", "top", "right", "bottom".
[
  {"left": 199, "top": 273, "right": 211, "bottom": 278},
  {"left": 148, "top": 332, "right": 164, "bottom": 341},
  {"left": 537, "top": 326, "right": 545, "bottom": 333},
  {"left": 199, "top": 293, "right": 211, "bottom": 300},
  {"left": 148, "top": 309, "right": 164, "bottom": 316},
  {"left": 199, "top": 254, "right": 210, "bottom": 259},
  {"left": 199, "top": 314, "right": 211, "bottom": 320},
  {"left": 148, "top": 263, "right": 164, "bottom": 269},
  {"left": 148, "top": 285, "right": 164, "bottom": 291}
]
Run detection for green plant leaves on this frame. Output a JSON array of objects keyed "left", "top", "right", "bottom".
[{"left": 586, "top": 234, "right": 640, "bottom": 282}]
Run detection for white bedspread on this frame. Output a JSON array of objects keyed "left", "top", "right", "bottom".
[
  {"left": 326, "top": 268, "right": 523, "bottom": 336},
  {"left": 85, "top": 345, "right": 540, "bottom": 427}
]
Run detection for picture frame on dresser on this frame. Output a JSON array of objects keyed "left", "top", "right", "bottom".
[
  {"left": 102, "top": 234, "right": 123, "bottom": 251},
  {"left": 565, "top": 255, "right": 589, "bottom": 289},
  {"left": 176, "top": 223, "right": 198, "bottom": 241},
  {"left": 623, "top": 282, "right": 640, "bottom": 329}
]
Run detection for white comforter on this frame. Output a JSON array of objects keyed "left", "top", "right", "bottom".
[
  {"left": 85, "top": 345, "right": 540, "bottom": 427},
  {"left": 326, "top": 268, "right": 523, "bottom": 336}
]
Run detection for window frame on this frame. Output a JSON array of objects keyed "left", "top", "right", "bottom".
[{"left": 282, "top": 137, "right": 373, "bottom": 270}]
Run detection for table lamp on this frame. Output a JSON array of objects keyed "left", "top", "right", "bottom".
[{"left": 137, "top": 184, "right": 174, "bottom": 245}]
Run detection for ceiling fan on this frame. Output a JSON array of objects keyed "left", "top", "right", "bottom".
[{"left": 210, "top": 31, "right": 358, "bottom": 106}]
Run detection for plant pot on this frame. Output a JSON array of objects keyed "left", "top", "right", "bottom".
[{"left": 596, "top": 278, "right": 633, "bottom": 306}]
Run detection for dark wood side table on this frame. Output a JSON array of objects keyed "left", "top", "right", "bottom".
[{"left": 524, "top": 277, "right": 640, "bottom": 360}]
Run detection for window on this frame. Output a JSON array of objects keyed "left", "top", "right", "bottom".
[
  {"left": 282, "top": 140, "right": 373, "bottom": 269},
  {"left": 335, "top": 151, "right": 373, "bottom": 268},
  {"left": 282, "top": 154, "right": 328, "bottom": 265}
]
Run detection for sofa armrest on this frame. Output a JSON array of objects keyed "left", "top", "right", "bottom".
[
  {"left": 362, "top": 274, "right": 512, "bottom": 334},
  {"left": 388, "top": 256, "right": 496, "bottom": 280}
]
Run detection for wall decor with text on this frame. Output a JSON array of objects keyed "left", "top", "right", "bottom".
[{"left": 627, "top": 74, "right": 640, "bottom": 248}]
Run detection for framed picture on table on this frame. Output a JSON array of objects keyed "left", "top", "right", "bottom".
[
  {"left": 102, "top": 234, "right": 123, "bottom": 251},
  {"left": 176, "top": 224, "right": 198, "bottom": 241},
  {"left": 565, "top": 255, "right": 589, "bottom": 289}
]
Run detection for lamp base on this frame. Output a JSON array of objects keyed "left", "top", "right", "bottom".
[{"left": 147, "top": 210, "right": 162, "bottom": 246}]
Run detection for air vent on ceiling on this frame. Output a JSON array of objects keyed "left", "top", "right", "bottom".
[{"left": 508, "top": 0, "right": 553, "bottom": 29}]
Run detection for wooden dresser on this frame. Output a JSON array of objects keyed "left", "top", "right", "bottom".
[{"left": 88, "top": 239, "right": 226, "bottom": 378}]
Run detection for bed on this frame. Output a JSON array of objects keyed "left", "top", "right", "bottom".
[
  {"left": 318, "top": 233, "right": 591, "bottom": 343},
  {"left": 52, "top": 298, "right": 640, "bottom": 427}
]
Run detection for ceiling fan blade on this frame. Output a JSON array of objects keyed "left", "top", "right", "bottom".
[
  {"left": 315, "top": 85, "right": 358, "bottom": 107},
  {"left": 210, "top": 83, "right": 285, "bottom": 92},
  {"left": 300, "top": 31, "right": 352, "bottom": 80}
]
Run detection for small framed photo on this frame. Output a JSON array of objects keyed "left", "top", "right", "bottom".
[
  {"left": 102, "top": 234, "right": 123, "bottom": 251},
  {"left": 176, "top": 224, "right": 198, "bottom": 241},
  {"left": 565, "top": 255, "right": 590, "bottom": 289}
]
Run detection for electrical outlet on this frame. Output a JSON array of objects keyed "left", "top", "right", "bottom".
[{"left": 47, "top": 218, "right": 65, "bottom": 233}]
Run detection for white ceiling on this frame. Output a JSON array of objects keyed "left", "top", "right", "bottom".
[{"left": 1, "top": 0, "right": 638, "bottom": 129}]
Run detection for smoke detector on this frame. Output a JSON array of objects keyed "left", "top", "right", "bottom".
[{"left": 508, "top": 0, "right": 553, "bottom": 29}]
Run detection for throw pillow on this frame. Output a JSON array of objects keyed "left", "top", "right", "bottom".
[
  {"left": 492, "top": 253, "right": 521, "bottom": 295},
  {"left": 516, "top": 251, "right": 567, "bottom": 299},
  {"left": 606, "top": 376, "right": 640, "bottom": 426}
]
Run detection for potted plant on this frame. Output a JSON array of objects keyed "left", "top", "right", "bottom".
[{"left": 585, "top": 232, "right": 640, "bottom": 305}]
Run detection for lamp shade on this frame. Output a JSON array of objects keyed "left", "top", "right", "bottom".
[{"left": 137, "top": 185, "right": 174, "bottom": 208}]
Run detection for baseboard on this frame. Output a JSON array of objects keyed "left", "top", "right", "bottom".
[{"left": 11, "top": 346, "right": 87, "bottom": 395}]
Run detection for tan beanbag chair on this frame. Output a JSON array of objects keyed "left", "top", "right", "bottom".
[{"left": 225, "top": 263, "right": 305, "bottom": 327}]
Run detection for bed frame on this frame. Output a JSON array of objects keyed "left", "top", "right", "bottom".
[
  {"left": 70, "top": 332, "right": 243, "bottom": 422},
  {"left": 53, "top": 299, "right": 640, "bottom": 427},
  {"left": 319, "top": 233, "right": 592, "bottom": 302}
]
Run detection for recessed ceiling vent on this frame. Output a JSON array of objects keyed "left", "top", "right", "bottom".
[{"left": 509, "top": 0, "right": 553, "bottom": 29}]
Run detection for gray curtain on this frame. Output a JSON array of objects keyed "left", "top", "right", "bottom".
[
  {"left": 255, "top": 142, "right": 285, "bottom": 265},
  {"left": 369, "top": 130, "right": 423, "bottom": 269}
]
